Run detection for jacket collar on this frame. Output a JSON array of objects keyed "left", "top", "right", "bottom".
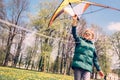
[{"left": 81, "top": 37, "right": 93, "bottom": 44}]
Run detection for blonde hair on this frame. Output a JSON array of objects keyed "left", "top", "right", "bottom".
[{"left": 82, "top": 29, "right": 95, "bottom": 39}]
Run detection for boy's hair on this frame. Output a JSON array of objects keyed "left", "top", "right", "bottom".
[{"left": 82, "top": 29, "right": 95, "bottom": 39}]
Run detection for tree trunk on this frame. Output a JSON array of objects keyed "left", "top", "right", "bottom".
[
  {"left": 13, "top": 31, "right": 25, "bottom": 67},
  {"left": 60, "top": 43, "right": 65, "bottom": 74},
  {"left": 18, "top": 54, "right": 22, "bottom": 68},
  {"left": 63, "top": 57, "right": 67, "bottom": 75},
  {"left": 3, "top": 28, "right": 16, "bottom": 66},
  {"left": 38, "top": 56, "right": 43, "bottom": 71},
  {"left": 31, "top": 61, "right": 34, "bottom": 70},
  {"left": 53, "top": 41, "right": 61, "bottom": 73},
  {"left": 26, "top": 60, "right": 31, "bottom": 70}
]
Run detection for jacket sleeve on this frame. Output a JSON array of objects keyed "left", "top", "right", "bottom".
[
  {"left": 72, "top": 26, "right": 80, "bottom": 42},
  {"left": 93, "top": 51, "right": 101, "bottom": 71}
]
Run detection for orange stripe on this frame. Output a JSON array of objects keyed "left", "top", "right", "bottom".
[
  {"left": 49, "top": 10, "right": 64, "bottom": 26},
  {"left": 82, "top": 3, "right": 90, "bottom": 13}
]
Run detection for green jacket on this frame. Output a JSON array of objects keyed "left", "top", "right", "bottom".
[{"left": 71, "top": 26, "right": 101, "bottom": 73}]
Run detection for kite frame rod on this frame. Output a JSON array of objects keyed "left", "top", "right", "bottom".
[{"left": 82, "top": 1, "right": 120, "bottom": 11}]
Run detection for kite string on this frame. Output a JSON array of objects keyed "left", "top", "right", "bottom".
[
  {"left": 1, "top": 18, "right": 105, "bottom": 52},
  {"left": 0, "top": 18, "right": 78, "bottom": 44}
]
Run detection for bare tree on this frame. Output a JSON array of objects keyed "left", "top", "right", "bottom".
[
  {"left": 0, "top": 0, "right": 5, "bottom": 19},
  {"left": 111, "top": 32, "right": 120, "bottom": 68},
  {"left": 13, "top": 30, "right": 26, "bottom": 67},
  {"left": 3, "top": 0, "right": 29, "bottom": 66}
]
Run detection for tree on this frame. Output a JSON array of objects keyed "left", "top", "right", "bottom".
[
  {"left": 13, "top": 30, "right": 26, "bottom": 67},
  {"left": 0, "top": 47, "right": 5, "bottom": 65},
  {"left": 110, "top": 31, "right": 120, "bottom": 77},
  {"left": 53, "top": 40, "right": 61, "bottom": 73},
  {"left": 0, "top": 28, "right": 8, "bottom": 65},
  {"left": 38, "top": 43, "right": 52, "bottom": 72},
  {"left": 0, "top": 0, "right": 5, "bottom": 19},
  {"left": 3, "top": 0, "right": 29, "bottom": 66},
  {"left": 111, "top": 32, "right": 120, "bottom": 64},
  {"left": 31, "top": 0, "right": 60, "bottom": 72}
]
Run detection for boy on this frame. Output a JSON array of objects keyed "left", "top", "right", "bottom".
[{"left": 71, "top": 15, "right": 104, "bottom": 80}]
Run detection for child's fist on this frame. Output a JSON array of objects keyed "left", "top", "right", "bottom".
[{"left": 99, "top": 71, "right": 104, "bottom": 78}]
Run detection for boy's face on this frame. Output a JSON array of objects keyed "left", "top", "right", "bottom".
[{"left": 83, "top": 30, "right": 94, "bottom": 41}]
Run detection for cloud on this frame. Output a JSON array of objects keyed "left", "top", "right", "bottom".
[{"left": 107, "top": 22, "right": 120, "bottom": 31}]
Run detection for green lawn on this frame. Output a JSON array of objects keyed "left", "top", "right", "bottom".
[{"left": 0, "top": 66, "right": 74, "bottom": 80}]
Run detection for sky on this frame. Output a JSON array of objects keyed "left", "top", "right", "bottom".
[
  {"left": 29, "top": 0, "right": 40, "bottom": 15},
  {"left": 29, "top": 0, "right": 120, "bottom": 34},
  {"left": 84, "top": 0, "right": 120, "bottom": 33}
]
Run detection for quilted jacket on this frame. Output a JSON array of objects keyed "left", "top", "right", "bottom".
[{"left": 71, "top": 26, "right": 101, "bottom": 73}]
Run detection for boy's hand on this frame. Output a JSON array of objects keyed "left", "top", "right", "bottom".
[
  {"left": 99, "top": 71, "right": 104, "bottom": 78},
  {"left": 72, "top": 15, "right": 78, "bottom": 26},
  {"left": 73, "top": 14, "right": 78, "bottom": 21}
]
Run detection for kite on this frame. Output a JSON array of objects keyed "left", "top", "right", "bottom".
[
  {"left": 48, "top": 0, "right": 120, "bottom": 27},
  {"left": 48, "top": 0, "right": 88, "bottom": 27}
]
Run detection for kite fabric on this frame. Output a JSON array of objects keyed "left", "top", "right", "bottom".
[
  {"left": 64, "top": 3, "right": 90, "bottom": 19},
  {"left": 48, "top": 0, "right": 89, "bottom": 27},
  {"left": 48, "top": 0, "right": 120, "bottom": 27}
]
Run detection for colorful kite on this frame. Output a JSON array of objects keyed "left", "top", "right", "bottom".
[
  {"left": 48, "top": 0, "right": 120, "bottom": 27},
  {"left": 48, "top": 0, "right": 88, "bottom": 27}
]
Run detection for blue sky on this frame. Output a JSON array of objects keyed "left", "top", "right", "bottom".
[
  {"left": 84, "top": 0, "right": 120, "bottom": 33},
  {"left": 29, "top": 0, "right": 120, "bottom": 34},
  {"left": 29, "top": 0, "right": 40, "bottom": 15}
]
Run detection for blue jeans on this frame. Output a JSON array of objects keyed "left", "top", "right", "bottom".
[{"left": 74, "top": 68, "right": 91, "bottom": 80}]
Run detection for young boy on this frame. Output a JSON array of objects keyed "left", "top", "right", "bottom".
[{"left": 71, "top": 15, "right": 104, "bottom": 80}]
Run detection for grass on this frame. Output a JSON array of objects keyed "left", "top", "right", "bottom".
[{"left": 0, "top": 66, "right": 74, "bottom": 80}]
